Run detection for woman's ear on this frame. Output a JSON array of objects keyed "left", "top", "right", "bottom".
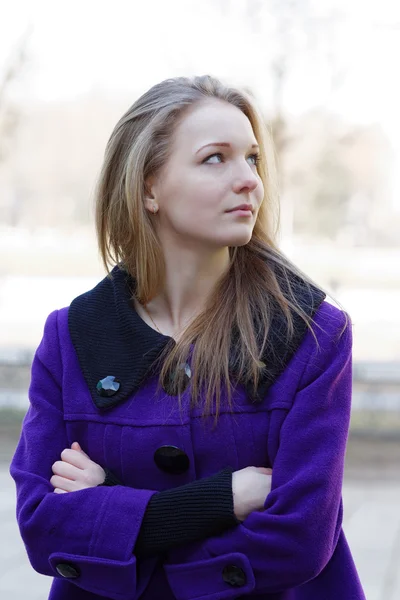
[
  {"left": 144, "top": 176, "right": 159, "bottom": 214},
  {"left": 144, "top": 196, "right": 155, "bottom": 213},
  {"left": 144, "top": 176, "right": 155, "bottom": 211}
]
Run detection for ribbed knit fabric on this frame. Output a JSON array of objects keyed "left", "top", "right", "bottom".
[
  {"left": 99, "top": 468, "right": 239, "bottom": 558},
  {"left": 134, "top": 467, "right": 239, "bottom": 559},
  {"left": 68, "top": 263, "right": 327, "bottom": 409},
  {"left": 99, "top": 468, "right": 124, "bottom": 487}
]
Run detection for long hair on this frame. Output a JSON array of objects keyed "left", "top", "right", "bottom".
[{"left": 95, "top": 74, "right": 349, "bottom": 418}]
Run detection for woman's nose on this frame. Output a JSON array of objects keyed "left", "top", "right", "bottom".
[{"left": 232, "top": 170, "right": 259, "bottom": 194}]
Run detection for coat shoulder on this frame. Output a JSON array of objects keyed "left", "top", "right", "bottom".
[{"left": 308, "top": 300, "right": 352, "bottom": 348}]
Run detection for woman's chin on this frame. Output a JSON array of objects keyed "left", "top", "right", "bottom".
[{"left": 220, "top": 230, "right": 253, "bottom": 247}]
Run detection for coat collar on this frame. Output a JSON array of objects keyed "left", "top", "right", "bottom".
[{"left": 68, "top": 264, "right": 326, "bottom": 410}]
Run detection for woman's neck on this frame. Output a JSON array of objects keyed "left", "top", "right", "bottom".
[{"left": 140, "top": 243, "right": 231, "bottom": 338}]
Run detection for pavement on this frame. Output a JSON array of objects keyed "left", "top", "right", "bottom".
[{"left": 1, "top": 456, "right": 400, "bottom": 599}]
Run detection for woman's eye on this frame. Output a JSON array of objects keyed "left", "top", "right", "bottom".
[
  {"left": 248, "top": 153, "right": 261, "bottom": 167},
  {"left": 202, "top": 152, "right": 261, "bottom": 166},
  {"left": 203, "top": 153, "right": 223, "bottom": 164}
]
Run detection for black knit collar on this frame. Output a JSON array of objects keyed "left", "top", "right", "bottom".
[{"left": 68, "top": 264, "right": 326, "bottom": 410}]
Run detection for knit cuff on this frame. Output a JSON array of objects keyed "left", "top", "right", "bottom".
[
  {"left": 134, "top": 467, "right": 240, "bottom": 559},
  {"left": 97, "top": 467, "right": 123, "bottom": 487}
]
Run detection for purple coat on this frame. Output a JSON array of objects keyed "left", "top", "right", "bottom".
[{"left": 10, "top": 266, "right": 366, "bottom": 599}]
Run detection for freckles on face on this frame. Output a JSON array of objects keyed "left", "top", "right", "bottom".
[{"left": 154, "top": 99, "right": 264, "bottom": 245}]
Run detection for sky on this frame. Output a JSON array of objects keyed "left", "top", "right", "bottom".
[{"left": 1, "top": 0, "right": 400, "bottom": 208}]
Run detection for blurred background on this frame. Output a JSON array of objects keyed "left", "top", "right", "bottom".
[{"left": 0, "top": 1, "right": 399, "bottom": 599}]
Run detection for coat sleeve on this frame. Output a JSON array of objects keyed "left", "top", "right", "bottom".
[
  {"left": 9, "top": 310, "right": 157, "bottom": 600},
  {"left": 162, "top": 308, "right": 353, "bottom": 599}
]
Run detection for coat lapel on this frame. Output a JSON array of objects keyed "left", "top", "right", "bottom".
[
  {"left": 68, "top": 265, "right": 173, "bottom": 409},
  {"left": 68, "top": 264, "right": 325, "bottom": 410}
]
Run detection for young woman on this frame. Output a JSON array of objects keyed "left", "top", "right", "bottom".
[{"left": 10, "top": 75, "right": 366, "bottom": 599}]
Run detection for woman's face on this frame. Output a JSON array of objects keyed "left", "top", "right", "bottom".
[{"left": 146, "top": 98, "right": 264, "bottom": 250}]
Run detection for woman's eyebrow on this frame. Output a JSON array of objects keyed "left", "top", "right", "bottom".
[{"left": 195, "top": 142, "right": 259, "bottom": 154}]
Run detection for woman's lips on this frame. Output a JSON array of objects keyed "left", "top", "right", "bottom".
[{"left": 227, "top": 209, "right": 253, "bottom": 216}]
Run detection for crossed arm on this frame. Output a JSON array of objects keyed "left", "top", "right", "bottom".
[{"left": 50, "top": 442, "right": 273, "bottom": 558}]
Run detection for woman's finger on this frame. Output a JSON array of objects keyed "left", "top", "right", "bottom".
[
  {"left": 50, "top": 474, "right": 79, "bottom": 492},
  {"left": 60, "top": 448, "right": 91, "bottom": 469},
  {"left": 53, "top": 487, "right": 67, "bottom": 494},
  {"left": 71, "top": 441, "right": 89, "bottom": 457},
  {"left": 256, "top": 467, "right": 272, "bottom": 475},
  {"left": 51, "top": 460, "right": 82, "bottom": 480}
]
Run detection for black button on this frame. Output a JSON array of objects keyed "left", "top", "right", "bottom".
[
  {"left": 55, "top": 563, "right": 80, "bottom": 579},
  {"left": 222, "top": 565, "right": 246, "bottom": 587},
  {"left": 154, "top": 445, "right": 190, "bottom": 474},
  {"left": 96, "top": 375, "right": 121, "bottom": 397},
  {"left": 162, "top": 363, "right": 191, "bottom": 396}
]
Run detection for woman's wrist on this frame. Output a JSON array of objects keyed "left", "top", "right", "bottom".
[{"left": 97, "top": 468, "right": 122, "bottom": 487}]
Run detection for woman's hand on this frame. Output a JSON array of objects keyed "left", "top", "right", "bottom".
[
  {"left": 50, "top": 442, "right": 106, "bottom": 493},
  {"left": 232, "top": 466, "right": 273, "bottom": 522}
]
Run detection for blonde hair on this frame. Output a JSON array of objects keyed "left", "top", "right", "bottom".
[{"left": 95, "top": 74, "right": 348, "bottom": 418}]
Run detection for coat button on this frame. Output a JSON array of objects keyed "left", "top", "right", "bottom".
[
  {"left": 154, "top": 445, "right": 190, "bottom": 474},
  {"left": 55, "top": 563, "right": 80, "bottom": 579},
  {"left": 162, "top": 363, "right": 191, "bottom": 396},
  {"left": 96, "top": 375, "right": 121, "bottom": 397},
  {"left": 222, "top": 565, "right": 246, "bottom": 587}
]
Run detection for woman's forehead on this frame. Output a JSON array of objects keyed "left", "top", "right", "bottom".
[{"left": 171, "top": 101, "right": 257, "bottom": 153}]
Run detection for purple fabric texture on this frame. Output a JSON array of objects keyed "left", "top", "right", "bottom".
[{"left": 10, "top": 300, "right": 365, "bottom": 599}]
